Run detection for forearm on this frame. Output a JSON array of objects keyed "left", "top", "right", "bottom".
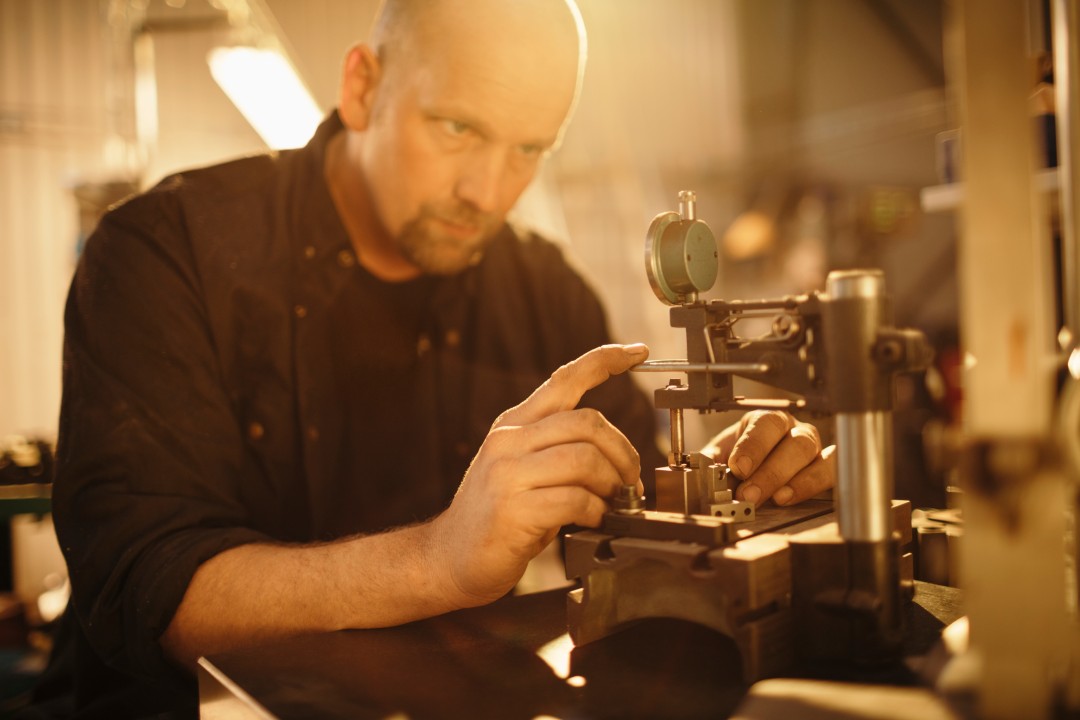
[{"left": 160, "top": 518, "right": 465, "bottom": 667}]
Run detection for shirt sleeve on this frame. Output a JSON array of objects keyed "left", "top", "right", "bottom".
[{"left": 53, "top": 191, "right": 270, "bottom": 682}]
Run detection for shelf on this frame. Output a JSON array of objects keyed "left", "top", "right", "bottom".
[{"left": 921, "top": 167, "right": 1060, "bottom": 212}]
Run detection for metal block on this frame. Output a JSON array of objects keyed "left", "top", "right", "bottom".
[
  {"left": 565, "top": 530, "right": 793, "bottom": 682},
  {"left": 654, "top": 465, "right": 700, "bottom": 514}
]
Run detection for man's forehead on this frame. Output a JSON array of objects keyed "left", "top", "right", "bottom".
[{"left": 387, "top": 0, "right": 583, "bottom": 143}]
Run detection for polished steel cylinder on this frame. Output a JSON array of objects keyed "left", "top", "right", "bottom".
[
  {"left": 835, "top": 411, "right": 894, "bottom": 541},
  {"left": 826, "top": 268, "right": 885, "bottom": 300},
  {"left": 826, "top": 270, "right": 894, "bottom": 541},
  {"left": 670, "top": 407, "right": 685, "bottom": 462}
]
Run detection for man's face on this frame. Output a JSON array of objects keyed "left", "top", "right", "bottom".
[{"left": 356, "top": 21, "right": 579, "bottom": 275}]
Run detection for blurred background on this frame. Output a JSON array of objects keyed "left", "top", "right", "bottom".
[{"left": 0, "top": 0, "right": 957, "bottom": 450}]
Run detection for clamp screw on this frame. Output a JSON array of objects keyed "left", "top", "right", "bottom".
[{"left": 613, "top": 484, "right": 645, "bottom": 515}]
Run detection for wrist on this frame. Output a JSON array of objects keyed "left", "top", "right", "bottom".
[
  {"left": 416, "top": 514, "right": 476, "bottom": 612},
  {"left": 423, "top": 512, "right": 500, "bottom": 611}
]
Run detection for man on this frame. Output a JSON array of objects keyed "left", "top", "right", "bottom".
[{"left": 27, "top": 0, "right": 833, "bottom": 716}]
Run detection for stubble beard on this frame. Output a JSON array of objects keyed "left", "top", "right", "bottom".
[{"left": 396, "top": 202, "right": 501, "bottom": 276}]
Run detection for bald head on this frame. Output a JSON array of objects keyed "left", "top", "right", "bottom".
[
  {"left": 329, "top": 0, "right": 588, "bottom": 279},
  {"left": 369, "top": 0, "right": 586, "bottom": 135}
]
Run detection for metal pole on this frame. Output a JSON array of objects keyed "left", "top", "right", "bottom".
[
  {"left": 827, "top": 271, "right": 893, "bottom": 542},
  {"left": 834, "top": 411, "right": 894, "bottom": 541},
  {"left": 669, "top": 408, "right": 685, "bottom": 464},
  {"left": 1054, "top": 0, "right": 1080, "bottom": 346}
]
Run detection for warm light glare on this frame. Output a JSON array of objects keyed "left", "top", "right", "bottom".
[
  {"left": 535, "top": 632, "right": 575, "bottom": 679},
  {"left": 942, "top": 616, "right": 969, "bottom": 654},
  {"left": 1069, "top": 348, "right": 1080, "bottom": 380},
  {"left": 208, "top": 46, "right": 322, "bottom": 150}
]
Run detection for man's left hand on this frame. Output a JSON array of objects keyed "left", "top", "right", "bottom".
[{"left": 702, "top": 410, "right": 835, "bottom": 507}]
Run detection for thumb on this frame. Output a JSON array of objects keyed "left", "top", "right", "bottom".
[{"left": 495, "top": 344, "right": 649, "bottom": 428}]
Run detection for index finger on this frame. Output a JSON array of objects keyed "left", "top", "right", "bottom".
[
  {"left": 727, "top": 410, "right": 795, "bottom": 479},
  {"left": 494, "top": 344, "right": 649, "bottom": 428}
]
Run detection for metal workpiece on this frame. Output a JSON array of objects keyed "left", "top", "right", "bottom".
[
  {"left": 655, "top": 465, "right": 704, "bottom": 515},
  {"left": 709, "top": 466, "right": 756, "bottom": 521},
  {"left": 654, "top": 451, "right": 756, "bottom": 522}
]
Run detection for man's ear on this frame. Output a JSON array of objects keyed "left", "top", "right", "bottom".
[{"left": 338, "top": 44, "right": 382, "bottom": 131}]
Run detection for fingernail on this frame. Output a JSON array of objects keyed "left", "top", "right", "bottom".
[
  {"left": 735, "top": 456, "right": 753, "bottom": 478},
  {"left": 624, "top": 343, "right": 648, "bottom": 356},
  {"left": 773, "top": 486, "right": 794, "bottom": 505},
  {"left": 740, "top": 484, "right": 761, "bottom": 505}
]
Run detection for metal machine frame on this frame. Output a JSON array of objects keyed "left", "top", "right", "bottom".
[{"left": 565, "top": 191, "right": 930, "bottom": 680}]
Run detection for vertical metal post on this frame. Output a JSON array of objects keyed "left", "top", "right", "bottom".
[
  {"left": 826, "top": 271, "right": 893, "bottom": 542},
  {"left": 951, "top": 0, "right": 1070, "bottom": 717},
  {"left": 669, "top": 407, "right": 685, "bottom": 463},
  {"left": 1051, "top": 1, "right": 1080, "bottom": 709},
  {"left": 834, "top": 413, "right": 893, "bottom": 541},
  {"left": 1054, "top": 0, "right": 1080, "bottom": 344},
  {"left": 954, "top": 3, "right": 1055, "bottom": 438}
]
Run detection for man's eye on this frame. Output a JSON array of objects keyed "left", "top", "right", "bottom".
[
  {"left": 519, "top": 143, "right": 544, "bottom": 157},
  {"left": 443, "top": 119, "right": 469, "bottom": 136}
]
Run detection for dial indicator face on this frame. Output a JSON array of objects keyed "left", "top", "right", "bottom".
[{"left": 645, "top": 211, "right": 718, "bottom": 305}]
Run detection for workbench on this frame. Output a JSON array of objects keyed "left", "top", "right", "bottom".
[{"left": 198, "top": 580, "right": 962, "bottom": 719}]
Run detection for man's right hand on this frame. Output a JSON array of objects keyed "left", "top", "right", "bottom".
[{"left": 429, "top": 344, "right": 648, "bottom": 608}]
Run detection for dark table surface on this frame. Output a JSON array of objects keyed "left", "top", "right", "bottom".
[{"left": 199, "top": 581, "right": 963, "bottom": 720}]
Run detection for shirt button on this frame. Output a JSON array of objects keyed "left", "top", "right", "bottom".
[
  {"left": 248, "top": 421, "right": 265, "bottom": 441},
  {"left": 303, "top": 246, "right": 316, "bottom": 260},
  {"left": 337, "top": 249, "right": 356, "bottom": 268},
  {"left": 306, "top": 426, "right": 320, "bottom": 442},
  {"left": 417, "top": 334, "right": 432, "bottom": 356},
  {"left": 294, "top": 305, "right": 308, "bottom": 319},
  {"left": 445, "top": 329, "right": 461, "bottom": 348}
]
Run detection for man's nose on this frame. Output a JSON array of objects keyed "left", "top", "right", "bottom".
[{"left": 455, "top": 146, "right": 508, "bottom": 214}]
